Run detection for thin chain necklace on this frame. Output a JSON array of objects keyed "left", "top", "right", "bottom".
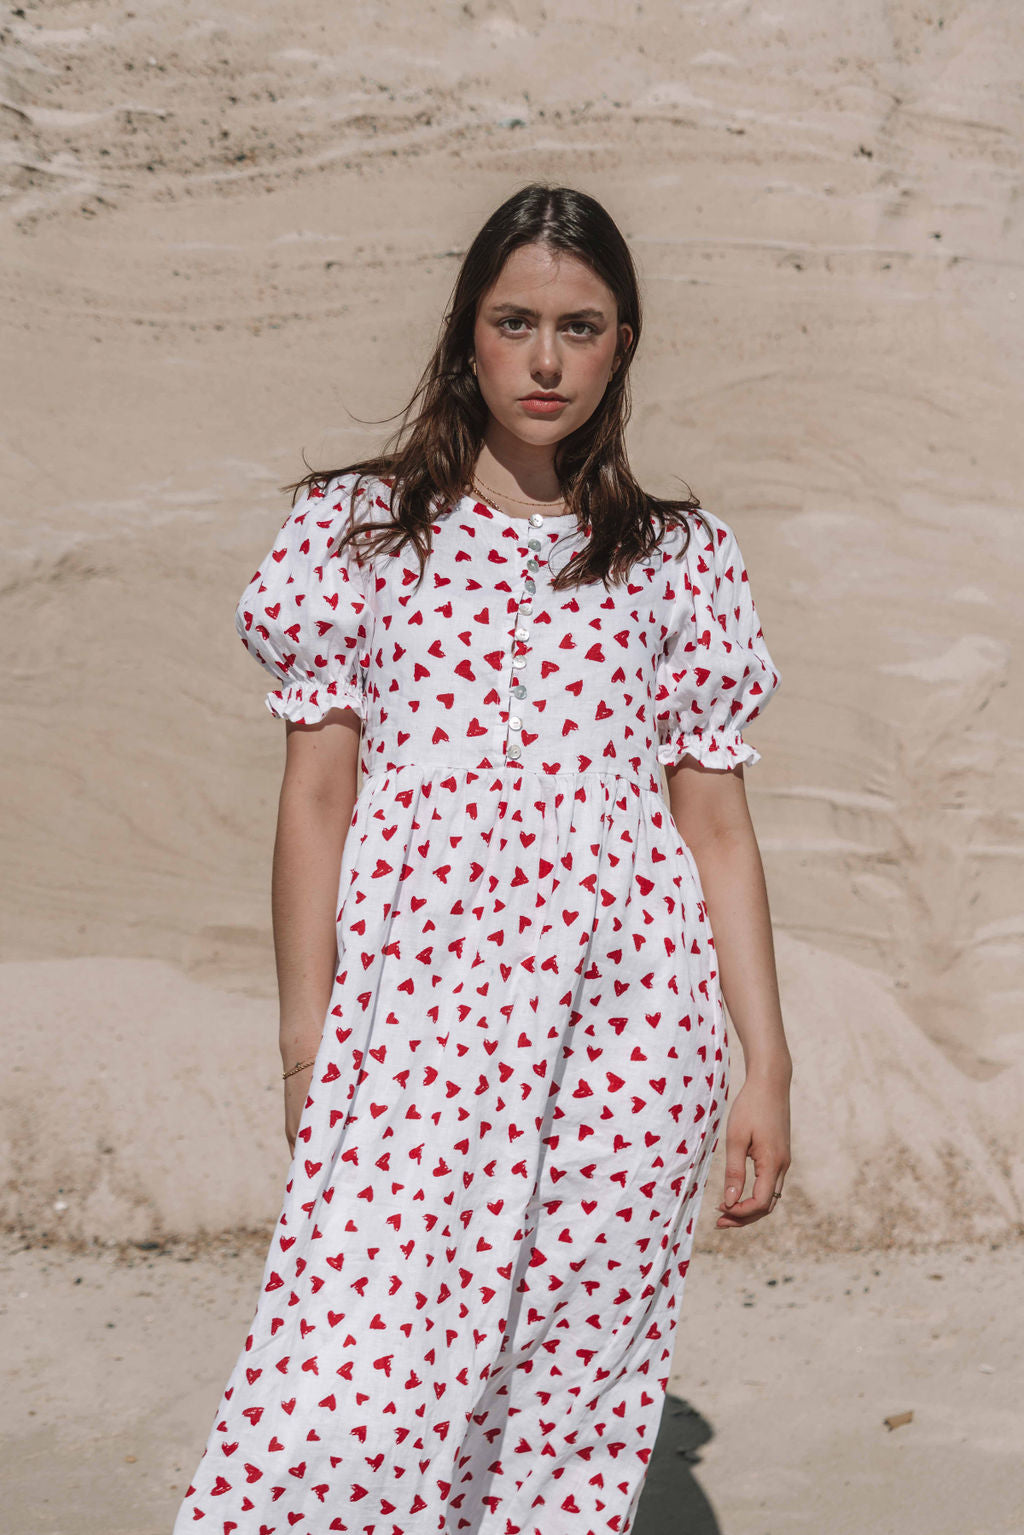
[{"left": 472, "top": 472, "right": 566, "bottom": 510}]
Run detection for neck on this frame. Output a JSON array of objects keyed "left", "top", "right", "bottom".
[{"left": 476, "top": 425, "right": 561, "bottom": 503}]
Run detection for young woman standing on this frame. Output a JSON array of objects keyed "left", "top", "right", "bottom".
[{"left": 174, "top": 182, "right": 792, "bottom": 1535}]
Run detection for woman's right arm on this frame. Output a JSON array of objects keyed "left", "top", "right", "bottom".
[{"left": 272, "top": 707, "right": 362, "bottom": 1155}]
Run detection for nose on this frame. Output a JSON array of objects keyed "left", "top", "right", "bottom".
[{"left": 530, "top": 325, "right": 562, "bottom": 385}]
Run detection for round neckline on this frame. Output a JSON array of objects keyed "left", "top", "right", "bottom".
[{"left": 457, "top": 492, "right": 579, "bottom": 529}]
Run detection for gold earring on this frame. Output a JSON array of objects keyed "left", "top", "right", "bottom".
[{"left": 469, "top": 357, "right": 477, "bottom": 376}]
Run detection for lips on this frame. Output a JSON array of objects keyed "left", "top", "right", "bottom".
[{"left": 520, "top": 393, "right": 569, "bottom": 416}]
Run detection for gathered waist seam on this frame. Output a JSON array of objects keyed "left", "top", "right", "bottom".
[{"left": 359, "top": 758, "right": 664, "bottom": 798}]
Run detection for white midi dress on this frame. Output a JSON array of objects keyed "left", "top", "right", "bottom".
[{"left": 172, "top": 471, "right": 781, "bottom": 1535}]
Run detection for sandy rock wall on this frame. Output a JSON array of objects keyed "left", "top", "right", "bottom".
[{"left": 1, "top": 0, "right": 1021, "bottom": 1246}]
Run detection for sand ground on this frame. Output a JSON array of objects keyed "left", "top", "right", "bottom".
[
  {"left": 3, "top": 1231, "right": 1022, "bottom": 1535},
  {"left": 2, "top": 0, "right": 1023, "bottom": 1530}
]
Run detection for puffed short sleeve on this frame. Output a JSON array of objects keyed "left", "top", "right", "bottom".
[
  {"left": 234, "top": 471, "right": 374, "bottom": 724},
  {"left": 654, "top": 510, "right": 781, "bottom": 770}
]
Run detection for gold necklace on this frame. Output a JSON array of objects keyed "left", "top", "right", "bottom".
[{"left": 472, "top": 472, "right": 566, "bottom": 509}]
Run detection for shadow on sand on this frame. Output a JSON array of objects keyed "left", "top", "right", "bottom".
[{"left": 632, "top": 1394, "right": 720, "bottom": 1534}]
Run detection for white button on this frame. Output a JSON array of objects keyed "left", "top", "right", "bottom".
[
  {"left": 529, "top": 513, "right": 544, "bottom": 527},
  {"left": 527, "top": 539, "right": 542, "bottom": 551},
  {"left": 512, "top": 656, "right": 526, "bottom": 670},
  {"left": 507, "top": 742, "right": 522, "bottom": 759},
  {"left": 509, "top": 715, "right": 522, "bottom": 730},
  {"left": 519, "top": 600, "right": 532, "bottom": 614},
  {"left": 514, "top": 626, "right": 529, "bottom": 640}
]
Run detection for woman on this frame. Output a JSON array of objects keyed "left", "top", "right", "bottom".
[{"left": 174, "top": 182, "right": 792, "bottom": 1535}]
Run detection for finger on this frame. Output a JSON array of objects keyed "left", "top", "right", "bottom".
[
  {"left": 715, "top": 1197, "right": 766, "bottom": 1227},
  {"left": 748, "top": 1158, "right": 782, "bottom": 1215},
  {"left": 717, "top": 1168, "right": 785, "bottom": 1224},
  {"left": 719, "top": 1135, "right": 750, "bottom": 1210},
  {"left": 717, "top": 1206, "right": 772, "bottom": 1227}
]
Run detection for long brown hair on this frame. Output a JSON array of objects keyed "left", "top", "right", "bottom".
[{"left": 284, "top": 183, "right": 710, "bottom": 590}]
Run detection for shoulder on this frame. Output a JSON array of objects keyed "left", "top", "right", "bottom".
[
  {"left": 291, "top": 471, "right": 392, "bottom": 555},
  {"left": 652, "top": 506, "right": 733, "bottom": 567},
  {"left": 685, "top": 507, "right": 738, "bottom": 559},
  {"left": 672, "top": 510, "right": 751, "bottom": 586},
  {"left": 301, "top": 469, "right": 374, "bottom": 519},
  {"left": 652, "top": 507, "right": 754, "bottom": 618}
]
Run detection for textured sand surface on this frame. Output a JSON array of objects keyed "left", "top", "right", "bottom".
[
  {"left": 2, "top": 0, "right": 1021, "bottom": 1250},
  {"left": 2, "top": 938, "right": 1020, "bottom": 1254},
  {"left": 3, "top": 1232, "right": 1022, "bottom": 1535},
  {"left": 2, "top": 1, "right": 1023, "bottom": 1529}
]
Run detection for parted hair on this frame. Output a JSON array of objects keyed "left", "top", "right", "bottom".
[{"left": 284, "top": 183, "right": 710, "bottom": 590}]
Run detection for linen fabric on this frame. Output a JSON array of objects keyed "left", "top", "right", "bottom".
[{"left": 173, "top": 472, "right": 781, "bottom": 1535}]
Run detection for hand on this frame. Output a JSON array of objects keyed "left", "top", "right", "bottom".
[
  {"left": 715, "top": 1071, "right": 791, "bottom": 1228},
  {"left": 284, "top": 1062, "right": 316, "bottom": 1157}
]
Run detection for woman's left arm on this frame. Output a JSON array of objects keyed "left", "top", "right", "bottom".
[{"left": 665, "top": 756, "right": 792, "bottom": 1228}]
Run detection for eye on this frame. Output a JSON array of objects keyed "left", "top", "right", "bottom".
[
  {"left": 567, "top": 321, "right": 597, "bottom": 337},
  {"left": 498, "top": 316, "right": 529, "bottom": 333}
]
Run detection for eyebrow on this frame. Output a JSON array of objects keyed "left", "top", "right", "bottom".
[{"left": 486, "top": 302, "right": 608, "bottom": 322}]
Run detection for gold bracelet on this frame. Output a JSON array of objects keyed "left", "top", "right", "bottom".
[{"left": 282, "top": 1055, "right": 317, "bottom": 1080}]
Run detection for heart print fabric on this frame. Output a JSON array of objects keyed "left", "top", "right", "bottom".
[{"left": 172, "top": 472, "right": 781, "bottom": 1535}]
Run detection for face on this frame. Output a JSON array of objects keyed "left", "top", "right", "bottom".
[{"left": 471, "top": 242, "right": 633, "bottom": 449}]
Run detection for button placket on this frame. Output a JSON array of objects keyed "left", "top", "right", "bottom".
[{"left": 501, "top": 513, "right": 551, "bottom": 762}]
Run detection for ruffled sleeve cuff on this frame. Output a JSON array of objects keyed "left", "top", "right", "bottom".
[
  {"left": 656, "top": 727, "right": 762, "bottom": 770},
  {"left": 264, "top": 678, "right": 366, "bottom": 724}
]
